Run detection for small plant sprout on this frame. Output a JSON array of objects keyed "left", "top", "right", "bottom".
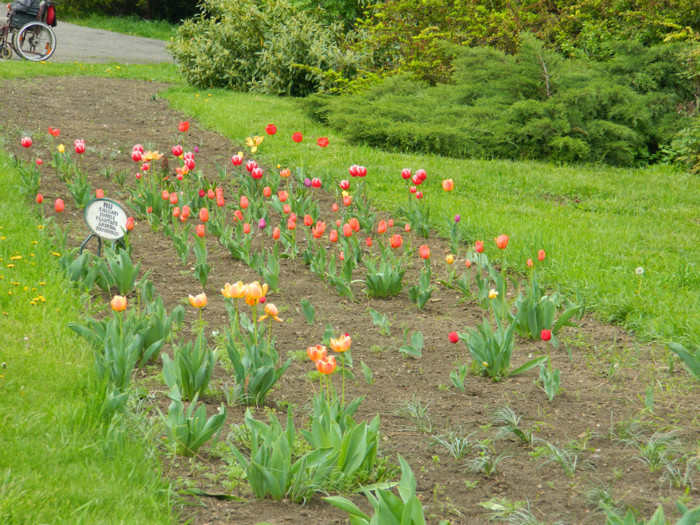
[
  {"left": 395, "top": 394, "right": 433, "bottom": 433},
  {"left": 492, "top": 406, "right": 533, "bottom": 444},
  {"left": 431, "top": 426, "right": 476, "bottom": 459}
]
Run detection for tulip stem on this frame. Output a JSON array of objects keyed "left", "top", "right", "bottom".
[
  {"left": 341, "top": 353, "right": 345, "bottom": 408},
  {"left": 252, "top": 304, "right": 258, "bottom": 343}
]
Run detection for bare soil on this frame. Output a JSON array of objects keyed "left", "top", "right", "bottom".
[{"left": 2, "top": 76, "right": 698, "bottom": 525}]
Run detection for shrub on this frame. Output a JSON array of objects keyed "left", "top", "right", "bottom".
[
  {"left": 168, "top": 0, "right": 368, "bottom": 96},
  {"left": 305, "top": 34, "right": 693, "bottom": 166}
]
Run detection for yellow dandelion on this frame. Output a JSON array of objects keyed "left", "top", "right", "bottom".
[
  {"left": 31, "top": 241, "right": 38, "bottom": 244},
  {"left": 10, "top": 256, "right": 22, "bottom": 260},
  {"left": 39, "top": 282, "right": 45, "bottom": 286},
  {"left": 38, "top": 225, "right": 44, "bottom": 230},
  {"left": 6, "top": 264, "right": 14, "bottom": 268},
  {"left": 50, "top": 252, "right": 61, "bottom": 257}
]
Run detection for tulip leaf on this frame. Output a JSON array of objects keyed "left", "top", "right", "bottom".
[
  {"left": 300, "top": 299, "right": 315, "bottom": 324},
  {"left": 361, "top": 361, "right": 375, "bottom": 385}
]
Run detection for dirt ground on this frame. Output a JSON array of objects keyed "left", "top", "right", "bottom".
[{"left": 2, "top": 76, "right": 698, "bottom": 525}]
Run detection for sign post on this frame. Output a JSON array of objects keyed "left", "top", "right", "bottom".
[{"left": 80, "top": 198, "right": 129, "bottom": 255}]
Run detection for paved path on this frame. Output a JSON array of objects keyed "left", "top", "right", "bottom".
[{"left": 1, "top": 5, "right": 172, "bottom": 63}]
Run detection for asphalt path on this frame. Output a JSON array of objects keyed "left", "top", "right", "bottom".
[{"left": 1, "top": 4, "right": 172, "bottom": 63}]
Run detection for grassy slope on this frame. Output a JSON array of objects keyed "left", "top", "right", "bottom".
[
  {"left": 62, "top": 14, "right": 177, "bottom": 41},
  {"left": 0, "top": 148, "right": 174, "bottom": 524},
  {"left": 162, "top": 88, "right": 700, "bottom": 345},
  {"left": 0, "top": 61, "right": 180, "bottom": 82}
]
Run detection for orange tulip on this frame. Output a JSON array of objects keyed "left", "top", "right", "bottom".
[
  {"left": 196, "top": 224, "right": 206, "bottom": 237},
  {"left": 258, "top": 303, "right": 282, "bottom": 322},
  {"left": 304, "top": 214, "right": 314, "bottom": 227},
  {"left": 527, "top": 258, "right": 534, "bottom": 268},
  {"left": 377, "top": 220, "right": 387, "bottom": 234},
  {"left": 465, "top": 258, "right": 472, "bottom": 268},
  {"left": 173, "top": 207, "right": 181, "bottom": 218},
  {"left": 312, "top": 222, "right": 326, "bottom": 238},
  {"left": 388, "top": 219, "right": 394, "bottom": 228},
  {"left": 263, "top": 186, "right": 272, "bottom": 198},
  {"left": 494, "top": 234, "right": 509, "bottom": 250},
  {"left": 390, "top": 234, "right": 403, "bottom": 249},
  {"left": 329, "top": 230, "right": 338, "bottom": 243},
  {"left": 287, "top": 218, "right": 296, "bottom": 230},
  {"left": 199, "top": 207, "right": 209, "bottom": 223},
  {"left": 272, "top": 227, "right": 281, "bottom": 240},
  {"left": 234, "top": 209, "right": 243, "bottom": 222},
  {"left": 331, "top": 203, "right": 339, "bottom": 212},
  {"left": 181, "top": 205, "right": 191, "bottom": 219},
  {"left": 221, "top": 281, "right": 246, "bottom": 299},
  {"left": 280, "top": 168, "right": 291, "bottom": 178},
  {"left": 419, "top": 245, "right": 431, "bottom": 259},
  {"left": 240, "top": 196, "right": 249, "bottom": 209},
  {"left": 342, "top": 195, "right": 352, "bottom": 206},
  {"left": 348, "top": 217, "right": 360, "bottom": 232},
  {"left": 446, "top": 254, "right": 454, "bottom": 264},
  {"left": 54, "top": 198, "right": 65, "bottom": 213},
  {"left": 243, "top": 223, "right": 251, "bottom": 234},
  {"left": 169, "top": 192, "right": 179, "bottom": 205},
  {"left": 330, "top": 333, "right": 351, "bottom": 353},
  {"left": 441, "top": 179, "right": 454, "bottom": 192},
  {"left": 110, "top": 295, "right": 127, "bottom": 312},
  {"left": 475, "top": 240, "right": 484, "bottom": 253},
  {"left": 404, "top": 223, "right": 411, "bottom": 232},
  {"left": 538, "top": 249, "right": 546, "bottom": 261},
  {"left": 244, "top": 281, "right": 268, "bottom": 305},
  {"left": 343, "top": 223, "right": 352, "bottom": 237},
  {"left": 278, "top": 190, "right": 289, "bottom": 202},
  {"left": 283, "top": 204, "right": 291, "bottom": 214},
  {"left": 316, "top": 355, "right": 337, "bottom": 374},
  {"left": 208, "top": 189, "right": 216, "bottom": 199},
  {"left": 307, "top": 344, "right": 328, "bottom": 362},
  {"left": 189, "top": 292, "right": 207, "bottom": 308}
]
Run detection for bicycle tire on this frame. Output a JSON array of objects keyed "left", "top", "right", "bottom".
[
  {"left": 0, "top": 44, "right": 12, "bottom": 60},
  {"left": 13, "top": 21, "right": 56, "bottom": 61}
]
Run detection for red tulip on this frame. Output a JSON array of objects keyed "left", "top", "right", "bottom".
[
  {"left": 54, "top": 198, "right": 65, "bottom": 212},
  {"left": 234, "top": 209, "right": 243, "bottom": 221},
  {"left": 207, "top": 189, "right": 215, "bottom": 199},
  {"left": 199, "top": 207, "right": 209, "bottom": 223},
  {"left": 343, "top": 195, "right": 353, "bottom": 206},
  {"left": 231, "top": 154, "right": 243, "bottom": 166},
  {"left": 278, "top": 190, "right": 288, "bottom": 202},
  {"left": 251, "top": 167, "right": 263, "bottom": 179},
  {"left": 292, "top": 132, "right": 303, "bottom": 143},
  {"left": 240, "top": 196, "right": 249, "bottom": 209},
  {"left": 74, "top": 139, "right": 86, "bottom": 154},
  {"left": 348, "top": 217, "right": 360, "bottom": 232},
  {"left": 311, "top": 177, "right": 322, "bottom": 188},
  {"left": 173, "top": 207, "right": 181, "bottom": 218},
  {"left": 263, "top": 186, "right": 272, "bottom": 198},
  {"left": 388, "top": 219, "right": 394, "bottom": 228},
  {"left": 366, "top": 237, "right": 373, "bottom": 247},
  {"left": 283, "top": 204, "right": 291, "bottom": 214},
  {"left": 465, "top": 259, "right": 472, "bottom": 268},
  {"left": 335, "top": 219, "right": 341, "bottom": 227},
  {"left": 178, "top": 121, "right": 190, "bottom": 133},
  {"left": 169, "top": 193, "right": 179, "bottom": 205},
  {"left": 126, "top": 216, "right": 134, "bottom": 231},
  {"left": 272, "top": 227, "right": 281, "bottom": 240},
  {"left": 416, "top": 169, "right": 427, "bottom": 181},
  {"left": 329, "top": 230, "right": 338, "bottom": 243},
  {"left": 287, "top": 218, "right": 296, "bottom": 230},
  {"left": 342, "top": 223, "right": 353, "bottom": 237},
  {"left": 415, "top": 191, "right": 423, "bottom": 200},
  {"left": 36, "top": 159, "right": 43, "bottom": 165},
  {"left": 527, "top": 258, "right": 534, "bottom": 268},
  {"left": 217, "top": 196, "right": 225, "bottom": 207},
  {"left": 48, "top": 126, "right": 60, "bottom": 137},
  {"left": 401, "top": 168, "right": 411, "bottom": 179},
  {"left": 419, "top": 245, "right": 431, "bottom": 259},
  {"left": 196, "top": 224, "right": 205, "bottom": 237},
  {"left": 184, "top": 158, "right": 195, "bottom": 170},
  {"left": 390, "top": 234, "right": 403, "bottom": 249},
  {"left": 409, "top": 186, "right": 417, "bottom": 194},
  {"left": 95, "top": 189, "right": 104, "bottom": 199},
  {"left": 494, "top": 234, "right": 509, "bottom": 250},
  {"left": 448, "top": 331, "right": 459, "bottom": 344},
  {"left": 181, "top": 205, "right": 191, "bottom": 219},
  {"left": 538, "top": 249, "right": 546, "bottom": 261},
  {"left": 246, "top": 160, "right": 257, "bottom": 172},
  {"left": 243, "top": 223, "right": 251, "bottom": 234},
  {"left": 411, "top": 175, "right": 421, "bottom": 186},
  {"left": 404, "top": 223, "right": 411, "bottom": 232},
  {"left": 332, "top": 203, "right": 339, "bottom": 212},
  {"left": 339, "top": 179, "right": 350, "bottom": 191},
  {"left": 36, "top": 193, "right": 43, "bottom": 204},
  {"left": 131, "top": 150, "right": 142, "bottom": 162},
  {"left": 475, "top": 240, "right": 484, "bottom": 253},
  {"left": 265, "top": 123, "right": 277, "bottom": 135},
  {"left": 304, "top": 214, "right": 313, "bottom": 227},
  {"left": 317, "top": 137, "right": 329, "bottom": 148},
  {"left": 172, "top": 144, "right": 183, "bottom": 157},
  {"left": 133, "top": 144, "right": 144, "bottom": 154},
  {"left": 21, "top": 136, "right": 32, "bottom": 148},
  {"left": 541, "top": 329, "right": 552, "bottom": 341}
]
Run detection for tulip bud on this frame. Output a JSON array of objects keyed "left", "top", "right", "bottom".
[
  {"left": 172, "top": 145, "right": 183, "bottom": 157},
  {"left": 538, "top": 249, "right": 546, "bottom": 261},
  {"left": 243, "top": 223, "right": 251, "bottom": 234},
  {"left": 196, "top": 224, "right": 205, "bottom": 237},
  {"left": 36, "top": 193, "right": 43, "bottom": 204},
  {"left": 126, "top": 217, "right": 134, "bottom": 231},
  {"left": 448, "top": 331, "right": 459, "bottom": 344},
  {"left": 272, "top": 227, "right": 281, "bottom": 240},
  {"left": 199, "top": 207, "right": 209, "bottom": 223},
  {"left": 541, "top": 329, "right": 552, "bottom": 341},
  {"left": 21, "top": 136, "right": 32, "bottom": 148},
  {"left": 54, "top": 198, "right": 65, "bottom": 213}
]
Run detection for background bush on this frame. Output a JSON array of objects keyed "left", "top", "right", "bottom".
[
  {"left": 61, "top": 0, "right": 199, "bottom": 23},
  {"left": 305, "top": 34, "right": 693, "bottom": 166},
  {"left": 168, "top": 0, "right": 369, "bottom": 96}
]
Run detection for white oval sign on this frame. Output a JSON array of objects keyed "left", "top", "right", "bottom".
[{"left": 84, "top": 198, "right": 129, "bottom": 241}]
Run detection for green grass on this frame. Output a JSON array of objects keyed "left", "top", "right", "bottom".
[
  {"left": 162, "top": 87, "right": 700, "bottom": 346},
  {"left": 0, "top": 148, "right": 174, "bottom": 523},
  {"left": 63, "top": 14, "right": 177, "bottom": 41},
  {"left": 0, "top": 61, "right": 181, "bottom": 82}
]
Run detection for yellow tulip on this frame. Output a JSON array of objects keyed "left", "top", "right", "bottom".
[
  {"left": 330, "top": 333, "right": 352, "bottom": 353},
  {"left": 189, "top": 293, "right": 207, "bottom": 308},
  {"left": 258, "top": 303, "right": 282, "bottom": 322},
  {"left": 244, "top": 281, "right": 268, "bottom": 305},
  {"left": 110, "top": 295, "right": 127, "bottom": 312},
  {"left": 57, "top": 144, "right": 65, "bottom": 153},
  {"left": 445, "top": 254, "right": 455, "bottom": 265},
  {"left": 221, "top": 280, "right": 246, "bottom": 299}
]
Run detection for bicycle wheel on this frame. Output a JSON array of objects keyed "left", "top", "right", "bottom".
[{"left": 13, "top": 22, "right": 56, "bottom": 61}]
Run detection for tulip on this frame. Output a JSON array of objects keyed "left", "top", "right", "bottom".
[
  {"left": 258, "top": 303, "right": 282, "bottom": 322},
  {"left": 221, "top": 281, "right": 246, "bottom": 299},
  {"left": 217, "top": 196, "right": 225, "bottom": 207},
  {"left": 243, "top": 223, "right": 251, "bottom": 234},
  {"left": 215, "top": 187, "right": 223, "bottom": 197},
  {"left": 377, "top": 220, "right": 387, "bottom": 234},
  {"left": 317, "top": 137, "right": 329, "bottom": 148},
  {"left": 196, "top": 224, "right": 206, "bottom": 237},
  {"left": 442, "top": 179, "right": 454, "bottom": 192},
  {"left": 390, "top": 234, "right": 403, "bottom": 249},
  {"left": 172, "top": 207, "right": 181, "bottom": 218},
  {"left": 411, "top": 175, "right": 421, "bottom": 186},
  {"left": 141, "top": 163, "right": 150, "bottom": 172},
  {"left": 342, "top": 195, "right": 353, "bottom": 206},
  {"left": 527, "top": 258, "right": 534, "bottom": 268},
  {"left": 416, "top": 169, "right": 427, "bottom": 181},
  {"left": 178, "top": 121, "right": 190, "bottom": 133},
  {"left": 307, "top": 344, "right": 327, "bottom": 362},
  {"left": 488, "top": 289, "right": 498, "bottom": 299},
  {"left": 184, "top": 157, "right": 195, "bottom": 170},
  {"left": 446, "top": 254, "right": 454, "bottom": 264},
  {"left": 126, "top": 217, "right": 134, "bottom": 231},
  {"left": 316, "top": 355, "right": 336, "bottom": 374},
  {"left": 280, "top": 168, "right": 291, "bottom": 178},
  {"left": 263, "top": 186, "right": 272, "bottom": 198},
  {"left": 405, "top": 223, "right": 411, "bottom": 232},
  {"left": 401, "top": 168, "right": 411, "bottom": 179},
  {"left": 339, "top": 179, "right": 350, "bottom": 191},
  {"left": 258, "top": 218, "right": 267, "bottom": 230},
  {"left": 455, "top": 214, "right": 461, "bottom": 223},
  {"left": 133, "top": 144, "right": 144, "bottom": 154},
  {"left": 342, "top": 223, "right": 352, "bottom": 237},
  {"left": 169, "top": 193, "right": 179, "bottom": 205},
  {"left": 415, "top": 191, "right": 423, "bottom": 200},
  {"left": 199, "top": 207, "right": 209, "bottom": 223},
  {"left": 448, "top": 331, "right": 459, "bottom": 344},
  {"left": 189, "top": 292, "right": 207, "bottom": 308},
  {"left": 198, "top": 189, "right": 206, "bottom": 198},
  {"left": 409, "top": 186, "right": 417, "bottom": 194},
  {"left": 36, "top": 193, "right": 43, "bottom": 204},
  {"left": 272, "top": 227, "right": 281, "bottom": 240},
  {"left": 304, "top": 214, "right": 313, "bottom": 227},
  {"left": 48, "top": 126, "right": 60, "bottom": 137},
  {"left": 234, "top": 210, "right": 243, "bottom": 221},
  {"left": 57, "top": 144, "right": 65, "bottom": 154},
  {"left": 331, "top": 203, "right": 339, "bottom": 212},
  {"left": 240, "top": 196, "right": 249, "bottom": 209},
  {"left": 74, "top": 139, "right": 86, "bottom": 154},
  {"left": 287, "top": 218, "right": 296, "bottom": 230},
  {"left": 311, "top": 222, "right": 325, "bottom": 238},
  {"left": 161, "top": 190, "right": 170, "bottom": 201},
  {"left": 541, "top": 329, "right": 552, "bottom": 341},
  {"left": 494, "top": 234, "right": 509, "bottom": 250},
  {"left": 366, "top": 237, "right": 373, "bottom": 247},
  {"left": 21, "top": 136, "right": 32, "bottom": 148},
  {"left": 465, "top": 259, "right": 472, "bottom": 268},
  {"left": 349, "top": 165, "right": 361, "bottom": 177},
  {"left": 131, "top": 150, "right": 142, "bottom": 162},
  {"left": 231, "top": 154, "right": 243, "bottom": 166},
  {"left": 329, "top": 230, "right": 338, "bottom": 243},
  {"left": 278, "top": 190, "right": 288, "bottom": 202},
  {"left": 388, "top": 219, "right": 394, "bottom": 228},
  {"left": 251, "top": 167, "right": 263, "bottom": 179},
  {"left": 475, "top": 240, "right": 484, "bottom": 253},
  {"left": 304, "top": 178, "right": 312, "bottom": 187},
  {"left": 265, "top": 123, "right": 277, "bottom": 135},
  {"left": 538, "top": 249, "right": 546, "bottom": 261},
  {"left": 419, "top": 245, "right": 431, "bottom": 259},
  {"left": 335, "top": 219, "right": 341, "bottom": 227},
  {"left": 311, "top": 178, "right": 322, "bottom": 188},
  {"left": 147, "top": 206, "right": 153, "bottom": 214},
  {"left": 54, "top": 198, "right": 65, "bottom": 213},
  {"left": 207, "top": 189, "right": 215, "bottom": 199},
  {"left": 172, "top": 144, "right": 183, "bottom": 157},
  {"left": 245, "top": 281, "right": 268, "bottom": 305},
  {"left": 194, "top": 145, "right": 200, "bottom": 154},
  {"left": 246, "top": 161, "right": 257, "bottom": 172},
  {"left": 181, "top": 205, "right": 191, "bottom": 219},
  {"left": 111, "top": 295, "right": 127, "bottom": 312},
  {"left": 349, "top": 218, "right": 360, "bottom": 232},
  {"left": 330, "top": 333, "right": 351, "bottom": 353},
  {"left": 283, "top": 204, "right": 291, "bottom": 214},
  {"left": 292, "top": 132, "right": 303, "bottom": 143}
]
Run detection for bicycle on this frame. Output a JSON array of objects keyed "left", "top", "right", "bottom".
[{"left": 0, "top": 0, "right": 57, "bottom": 61}]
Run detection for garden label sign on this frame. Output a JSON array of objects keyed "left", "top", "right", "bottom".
[{"left": 84, "top": 198, "right": 129, "bottom": 241}]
